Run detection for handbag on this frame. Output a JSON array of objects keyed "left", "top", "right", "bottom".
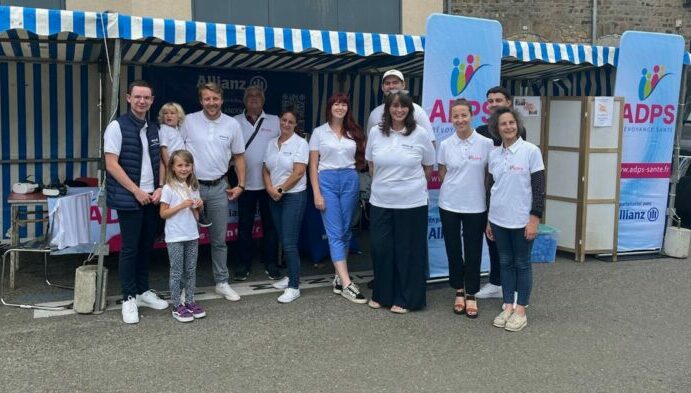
[{"left": 227, "top": 117, "right": 265, "bottom": 187}]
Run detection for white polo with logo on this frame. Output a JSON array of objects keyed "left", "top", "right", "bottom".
[
  {"left": 234, "top": 111, "right": 280, "bottom": 190},
  {"left": 181, "top": 111, "right": 245, "bottom": 181},
  {"left": 264, "top": 133, "right": 309, "bottom": 193},
  {"left": 309, "top": 123, "right": 357, "bottom": 171},
  {"left": 438, "top": 130, "right": 494, "bottom": 213},
  {"left": 488, "top": 138, "right": 544, "bottom": 228}
]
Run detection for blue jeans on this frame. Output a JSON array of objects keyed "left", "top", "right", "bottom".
[
  {"left": 318, "top": 168, "right": 359, "bottom": 262},
  {"left": 270, "top": 191, "right": 307, "bottom": 289},
  {"left": 116, "top": 204, "right": 158, "bottom": 300},
  {"left": 490, "top": 223, "right": 534, "bottom": 306}
]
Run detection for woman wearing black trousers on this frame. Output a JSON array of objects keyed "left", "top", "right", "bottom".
[
  {"left": 437, "top": 99, "right": 494, "bottom": 318},
  {"left": 365, "top": 91, "right": 435, "bottom": 314}
]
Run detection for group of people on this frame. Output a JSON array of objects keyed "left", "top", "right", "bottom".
[{"left": 105, "top": 69, "right": 544, "bottom": 332}]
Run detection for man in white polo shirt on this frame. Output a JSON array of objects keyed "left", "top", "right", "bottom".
[
  {"left": 231, "top": 85, "right": 281, "bottom": 281},
  {"left": 182, "top": 82, "right": 246, "bottom": 301},
  {"left": 366, "top": 69, "right": 435, "bottom": 144}
]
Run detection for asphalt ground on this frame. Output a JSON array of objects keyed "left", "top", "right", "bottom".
[{"left": 1, "top": 235, "right": 690, "bottom": 393}]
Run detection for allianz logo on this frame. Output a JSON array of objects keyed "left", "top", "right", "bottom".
[{"left": 619, "top": 207, "right": 659, "bottom": 222}]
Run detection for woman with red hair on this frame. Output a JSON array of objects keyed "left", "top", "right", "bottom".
[{"left": 309, "top": 92, "right": 367, "bottom": 304}]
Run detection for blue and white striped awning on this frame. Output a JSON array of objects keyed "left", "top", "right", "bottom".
[{"left": 1, "top": 5, "right": 689, "bottom": 76}]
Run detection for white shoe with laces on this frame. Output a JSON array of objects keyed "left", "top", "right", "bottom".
[
  {"left": 476, "top": 283, "right": 502, "bottom": 299},
  {"left": 215, "top": 282, "right": 241, "bottom": 301},
  {"left": 122, "top": 297, "right": 139, "bottom": 324},
  {"left": 277, "top": 288, "right": 300, "bottom": 303},
  {"left": 272, "top": 277, "right": 289, "bottom": 290},
  {"left": 136, "top": 290, "right": 169, "bottom": 310}
]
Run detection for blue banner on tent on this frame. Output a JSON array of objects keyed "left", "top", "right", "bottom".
[{"left": 141, "top": 67, "right": 312, "bottom": 130}]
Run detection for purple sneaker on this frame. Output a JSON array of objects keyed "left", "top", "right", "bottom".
[
  {"left": 185, "top": 302, "right": 206, "bottom": 319},
  {"left": 172, "top": 304, "right": 194, "bottom": 323}
]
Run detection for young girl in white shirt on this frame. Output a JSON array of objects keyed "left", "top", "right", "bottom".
[
  {"left": 158, "top": 102, "right": 187, "bottom": 166},
  {"left": 160, "top": 150, "right": 206, "bottom": 323}
]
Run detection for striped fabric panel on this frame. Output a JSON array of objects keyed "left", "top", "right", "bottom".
[
  {"left": 501, "top": 67, "right": 616, "bottom": 97},
  {"left": 0, "top": 61, "right": 100, "bottom": 239}
]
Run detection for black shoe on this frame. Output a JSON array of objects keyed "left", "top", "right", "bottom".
[
  {"left": 233, "top": 272, "right": 249, "bottom": 281},
  {"left": 265, "top": 270, "right": 282, "bottom": 280},
  {"left": 367, "top": 279, "right": 375, "bottom": 289}
]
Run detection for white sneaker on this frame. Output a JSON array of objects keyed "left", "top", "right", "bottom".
[
  {"left": 277, "top": 288, "right": 300, "bottom": 303},
  {"left": 122, "top": 297, "right": 139, "bottom": 324},
  {"left": 476, "top": 283, "right": 502, "bottom": 299},
  {"left": 215, "top": 282, "right": 241, "bottom": 301},
  {"left": 272, "top": 277, "right": 289, "bottom": 289},
  {"left": 136, "top": 290, "right": 169, "bottom": 310}
]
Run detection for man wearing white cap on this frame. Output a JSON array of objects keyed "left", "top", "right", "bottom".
[{"left": 366, "top": 69, "right": 435, "bottom": 143}]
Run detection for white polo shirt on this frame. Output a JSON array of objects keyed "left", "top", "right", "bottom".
[
  {"left": 103, "top": 119, "right": 157, "bottom": 193},
  {"left": 160, "top": 182, "right": 200, "bottom": 243},
  {"left": 234, "top": 111, "right": 280, "bottom": 190},
  {"left": 365, "top": 126, "right": 435, "bottom": 209},
  {"left": 181, "top": 111, "right": 245, "bottom": 181},
  {"left": 309, "top": 123, "right": 357, "bottom": 171},
  {"left": 488, "top": 138, "right": 544, "bottom": 228},
  {"left": 264, "top": 133, "right": 309, "bottom": 193},
  {"left": 367, "top": 102, "right": 436, "bottom": 142},
  {"left": 438, "top": 130, "right": 494, "bottom": 213},
  {"left": 159, "top": 124, "right": 186, "bottom": 156}
]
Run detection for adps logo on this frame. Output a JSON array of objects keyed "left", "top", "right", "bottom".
[
  {"left": 638, "top": 64, "right": 671, "bottom": 100},
  {"left": 450, "top": 54, "right": 489, "bottom": 96}
]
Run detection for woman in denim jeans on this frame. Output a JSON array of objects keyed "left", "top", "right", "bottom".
[
  {"left": 263, "top": 109, "right": 309, "bottom": 303},
  {"left": 308, "top": 93, "right": 368, "bottom": 304},
  {"left": 485, "top": 107, "right": 545, "bottom": 331}
]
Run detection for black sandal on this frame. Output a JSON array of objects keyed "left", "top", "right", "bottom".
[
  {"left": 465, "top": 294, "right": 478, "bottom": 319},
  {"left": 453, "top": 290, "right": 466, "bottom": 315}
]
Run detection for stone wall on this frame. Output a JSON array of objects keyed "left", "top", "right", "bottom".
[{"left": 447, "top": 0, "right": 690, "bottom": 47}]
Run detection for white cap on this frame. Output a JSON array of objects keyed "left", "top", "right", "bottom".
[{"left": 382, "top": 69, "right": 404, "bottom": 82}]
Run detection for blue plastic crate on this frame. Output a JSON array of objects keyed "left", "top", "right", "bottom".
[{"left": 530, "top": 224, "right": 559, "bottom": 263}]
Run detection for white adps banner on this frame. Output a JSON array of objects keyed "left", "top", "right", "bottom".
[
  {"left": 614, "top": 31, "right": 685, "bottom": 251},
  {"left": 421, "top": 14, "right": 502, "bottom": 278}
]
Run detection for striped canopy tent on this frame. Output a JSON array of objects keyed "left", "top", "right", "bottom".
[{"left": 1, "top": 4, "right": 690, "bottom": 241}]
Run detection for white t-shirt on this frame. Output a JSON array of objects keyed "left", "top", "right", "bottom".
[
  {"left": 160, "top": 182, "right": 201, "bottom": 243},
  {"left": 438, "top": 130, "right": 494, "bottom": 213},
  {"left": 367, "top": 102, "right": 436, "bottom": 142},
  {"left": 264, "top": 133, "right": 309, "bottom": 193},
  {"left": 181, "top": 111, "right": 245, "bottom": 181},
  {"left": 234, "top": 111, "right": 280, "bottom": 190},
  {"left": 365, "top": 126, "right": 435, "bottom": 209},
  {"left": 159, "top": 124, "right": 186, "bottom": 157},
  {"left": 103, "top": 118, "right": 157, "bottom": 192},
  {"left": 308, "top": 123, "right": 357, "bottom": 171},
  {"left": 488, "top": 138, "right": 545, "bottom": 229}
]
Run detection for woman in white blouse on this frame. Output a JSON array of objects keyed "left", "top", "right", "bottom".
[
  {"left": 309, "top": 92, "right": 367, "bottom": 304},
  {"left": 438, "top": 98, "right": 494, "bottom": 319},
  {"left": 485, "top": 107, "right": 545, "bottom": 331},
  {"left": 262, "top": 109, "right": 309, "bottom": 304},
  {"left": 365, "top": 92, "right": 435, "bottom": 313}
]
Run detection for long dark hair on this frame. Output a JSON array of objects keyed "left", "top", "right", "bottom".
[
  {"left": 325, "top": 92, "right": 366, "bottom": 171},
  {"left": 379, "top": 92, "right": 416, "bottom": 136}
]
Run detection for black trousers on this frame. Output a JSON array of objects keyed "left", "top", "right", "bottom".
[
  {"left": 116, "top": 205, "right": 158, "bottom": 300},
  {"left": 439, "top": 208, "right": 486, "bottom": 295},
  {"left": 233, "top": 189, "right": 279, "bottom": 274},
  {"left": 370, "top": 205, "right": 428, "bottom": 310}
]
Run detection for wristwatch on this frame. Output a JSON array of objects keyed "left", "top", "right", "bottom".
[{"left": 277, "top": 187, "right": 284, "bottom": 194}]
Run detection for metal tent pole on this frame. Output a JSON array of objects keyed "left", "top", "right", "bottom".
[
  {"left": 94, "top": 38, "right": 121, "bottom": 313},
  {"left": 667, "top": 64, "right": 688, "bottom": 229}
]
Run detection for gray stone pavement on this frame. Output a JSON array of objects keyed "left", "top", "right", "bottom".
[{"left": 1, "top": 240, "right": 690, "bottom": 392}]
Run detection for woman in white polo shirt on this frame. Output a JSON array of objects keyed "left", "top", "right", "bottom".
[
  {"left": 262, "top": 109, "right": 309, "bottom": 304},
  {"left": 438, "top": 98, "right": 494, "bottom": 319},
  {"left": 308, "top": 92, "right": 367, "bottom": 304},
  {"left": 366, "top": 92, "right": 435, "bottom": 313},
  {"left": 485, "top": 107, "right": 545, "bottom": 332}
]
